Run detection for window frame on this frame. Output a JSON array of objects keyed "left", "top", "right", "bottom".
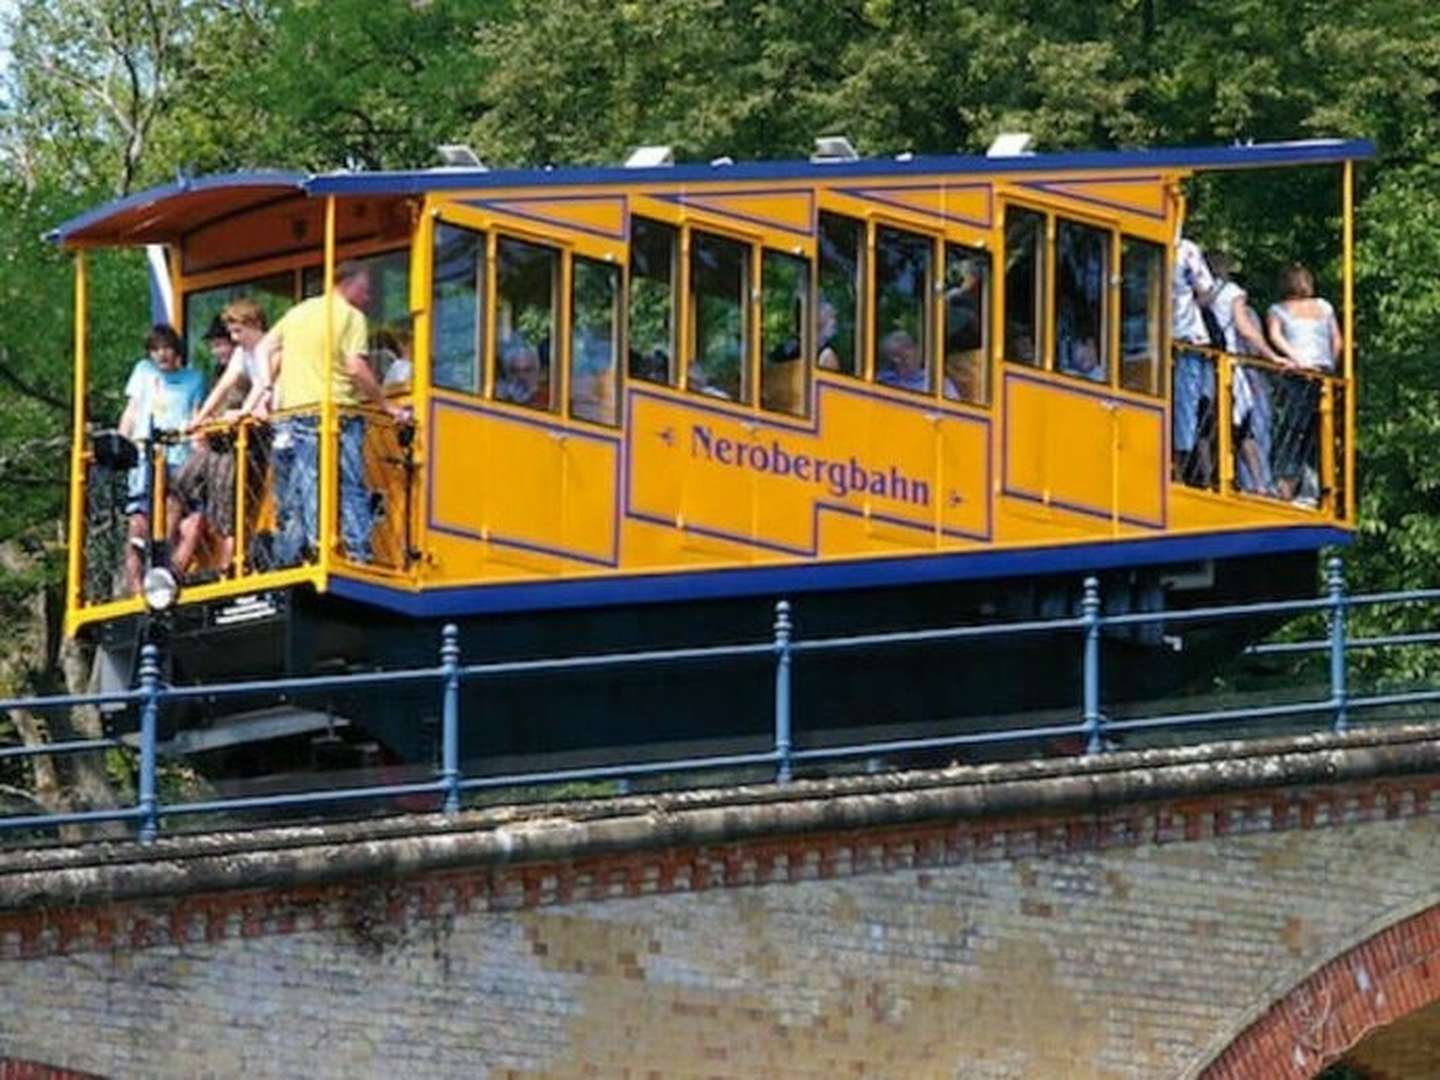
[
  {"left": 685, "top": 225, "right": 756, "bottom": 406},
  {"left": 759, "top": 246, "right": 813, "bottom": 418},
  {"left": 426, "top": 218, "right": 488, "bottom": 397},
  {"left": 1052, "top": 215, "right": 1116, "bottom": 389},
  {"left": 627, "top": 215, "right": 682, "bottom": 390},
  {"left": 490, "top": 232, "right": 563, "bottom": 415},
  {"left": 869, "top": 218, "right": 942, "bottom": 400},
  {"left": 1119, "top": 234, "right": 1166, "bottom": 399},
  {"left": 815, "top": 209, "right": 868, "bottom": 383},
  {"left": 568, "top": 253, "right": 624, "bottom": 427},
  {"left": 942, "top": 239, "right": 993, "bottom": 407}
]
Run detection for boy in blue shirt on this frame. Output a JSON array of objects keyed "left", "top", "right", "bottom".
[{"left": 117, "top": 324, "right": 205, "bottom": 596}]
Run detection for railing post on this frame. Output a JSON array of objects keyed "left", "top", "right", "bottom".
[
  {"left": 1082, "top": 577, "right": 1105, "bottom": 755},
  {"left": 774, "top": 600, "right": 793, "bottom": 785},
  {"left": 137, "top": 641, "right": 161, "bottom": 844},
  {"left": 1328, "top": 556, "right": 1348, "bottom": 734},
  {"left": 440, "top": 623, "right": 461, "bottom": 814}
]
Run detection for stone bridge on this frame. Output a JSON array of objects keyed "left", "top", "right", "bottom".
[{"left": 5, "top": 724, "right": 1440, "bottom": 1078}]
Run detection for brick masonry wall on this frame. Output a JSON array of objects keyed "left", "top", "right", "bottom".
[{"left": 4, "top": 778, "right": 1440, "bottom": 1078}]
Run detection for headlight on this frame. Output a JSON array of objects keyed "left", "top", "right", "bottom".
[{"left": 141, "top": 567, "right": 179, "bottom": 611}]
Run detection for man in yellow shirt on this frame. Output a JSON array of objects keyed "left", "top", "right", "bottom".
[{"left": 247, "top": 260, "right": 404, "bottom": 564}]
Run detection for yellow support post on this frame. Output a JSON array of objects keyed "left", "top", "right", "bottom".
[
  {"left": 483, "top": 231, "right": 498, "bottom": 400},
  {"left": 1217, "top": 350, "right": 1234, "bottom": 495},
  {"left": 409, "top": 199, "right": 436, "bottom": 584},
  {"left": 64, "top": 252, "right": 88, "bottom": 631},
  {"left": 1320, "top": 378, "right": 1337, "bottom": 515},
  {"left": 1042, "top": 213, "right": 1056, "bottom": 371},
  {"left": 233, "top": 420, "right": 248, "bottom": 578},
  {"left": 318, "top": 195, "right": 337, "bottom": 583},
  {"left": 1342, "top": 160, "right": 1356, "bottom": 521}
]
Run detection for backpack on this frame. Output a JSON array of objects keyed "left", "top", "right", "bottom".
[{"left": 1200, "top": 301, "right": 1227, "bottom": 352}]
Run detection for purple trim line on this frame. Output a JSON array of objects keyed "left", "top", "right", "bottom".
[
  {"left": 461, "top": 193, "right": 630, "bottom": 241},
  {"left": 832, "top": 183, "right": 994, "bottom": 228},
  {"left": 1016, "top": 175, "right": 1169, "bottom": 221}
]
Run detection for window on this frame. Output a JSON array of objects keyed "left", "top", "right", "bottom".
[
  {"left": 873, "top": 225, "right": 934, "bottom": 396},
  {"left": 1120, "top": 238, "right": 1164, "bottom": 395},
  {"left": 817, "top": 212, "right": 863, "bottom": 376},
  {"left": 629, "top": 217, "right": 678, "bottom": 386},
  {"left": 689, "top": 230, "right": 750, "bottom": 403},
  {"left": 570, "top": 257, "right": 621, "bottom": 425},
  {"left": 430, "top": 223, "right": 485, "bottom": 393},
  {"left": 1003, "top": 208, "right": 1045, "bottom": 367},
  {"left": 183, "top": 271, "right": 294, "bottom": 371},
  {"left": 943, "top": 244, "right": 991, "bottom": 405},
  {"left": 761, "top": 250, "right": 809, "bottom": 417},
  {"left": 494, "top": 237, "right": 557, "bottom": 412},
  {"left": 1055, "top": 219, "right": 1110, "bottom": 384}
]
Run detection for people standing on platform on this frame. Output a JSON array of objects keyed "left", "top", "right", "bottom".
[{"left": 246, "top": 261, "right": 406, "bottom": 565}]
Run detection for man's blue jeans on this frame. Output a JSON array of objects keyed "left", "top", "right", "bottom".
[{"left": 272, "top": 414, "right": 372, "bottom": 566}]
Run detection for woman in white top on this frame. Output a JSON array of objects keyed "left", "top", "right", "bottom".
[
  {"left": 1207, "top": 252, "right": 1281, "bottom": 496},
  {"left": 172, "top": 298, "right": 272, "bottom": 575},
  {"left": 1266, "top": 264, "right": 1341, "bottom": 503},
  {"left": 1266, "top": 263, "right": 1341, "bottom": 372}
]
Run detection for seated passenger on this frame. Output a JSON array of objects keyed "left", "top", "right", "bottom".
[
  {"left": 763, "top": 336, "right": 804, "bottom": 414},
  {"left": 1058, "top": 328, "right": 1104, "bottom": 382},
  {"left": 816, "top": 298, "right": 841, "bottom": 371},
  {"left": 1266, "top": 263, "right": 1341, "bottom": 504},
  {"left": 495, "top": 337, "right": 547, "bottom": 408},
  {"left": 378, "top": 324, "right": 414, "bottom": 392},
  {"left": 687, "top": 361, "right": 732, "bottom": 400},
  {"left": 570, "top": 329, "right": 615, "bottom": 424},
  {"left": 628, "top": 346, "right": 669, "bottom": 385},
  {"left": 945, "top": 260, "right": 984, "bottom": 352},
  {"left": 877, "top": 330, "right": 958, "bottom": 397},
  {"left": 117, "top": 324, "right": 205, "bottom": 596}
]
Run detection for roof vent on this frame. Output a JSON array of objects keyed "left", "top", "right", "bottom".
[
  {"left": 625, "top": 145, "right": 674, "bottom": 169},
  {"left": 811, "top": 135, "right": 860, "bottom": 164},
  {"left": 986, "top": 132, "right": 1035, "bottom": 158},
  {"left": 436, "top": 144, "right": 487, "bottom": 169}
]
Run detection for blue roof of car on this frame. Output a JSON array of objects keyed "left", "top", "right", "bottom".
[
  {"left": 51, "top": 140, "right": 1374, "bottom": 246},
  {"left": 306, "top": 138, "right": 1376, "bottom": 196}
]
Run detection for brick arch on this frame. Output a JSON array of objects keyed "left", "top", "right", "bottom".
[
  {"left": 1200, "top": 903, "right": 1440, "bottom": 1079},
  {"left": 0, "top": 1062, "right": 104, "bottom": 1079}
]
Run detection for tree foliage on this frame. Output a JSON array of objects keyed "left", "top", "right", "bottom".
[{"left": 0, "top": 0, "right": 1434, "bottom": 673}]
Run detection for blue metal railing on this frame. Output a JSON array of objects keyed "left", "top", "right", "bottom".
[{"left": 2, "top": 554, "right": 1439, "bottom": 844}]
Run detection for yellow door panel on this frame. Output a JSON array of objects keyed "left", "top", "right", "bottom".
[
  {"left": 557, "top": 430, "right": 622, "bottom": 567},
  {"left": 1002, "top": 370, "right": 1164, "bottom": 531},
  {"left": 937, "top": 412, "right": 992, "bottom": 541},
  {"left": 431, "top": 397, "right": 620, "bottom": 572}
]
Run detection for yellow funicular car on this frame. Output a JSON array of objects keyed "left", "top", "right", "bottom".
[{"left": 54, "top": 136, "right": 1369, "bottom": 767}]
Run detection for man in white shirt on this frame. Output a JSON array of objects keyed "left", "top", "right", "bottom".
[{"left": 1172, "top": 236, "right": 1216, "bottom": 483}]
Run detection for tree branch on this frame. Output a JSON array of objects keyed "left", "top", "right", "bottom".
[{"left": 0, "top": 349, "right": 70, "bottom": 414}]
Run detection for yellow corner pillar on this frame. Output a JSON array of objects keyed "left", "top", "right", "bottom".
[
  {"left": 64, "top": 251, "right": 89, "bottom": 632},
  {"left": 318, "top": 195, "right": 338, "bottom": 584}
]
